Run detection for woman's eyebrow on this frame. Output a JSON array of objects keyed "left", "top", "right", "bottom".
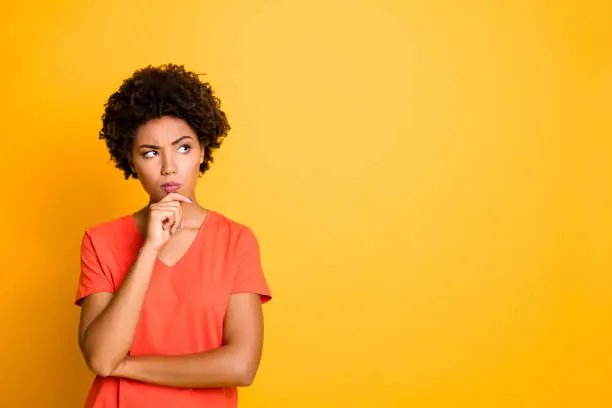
[{"left": 139, "top": 135, "right": 193, "bottom": 149}]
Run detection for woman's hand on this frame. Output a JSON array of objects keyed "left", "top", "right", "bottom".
[{"left": 144, "top": 193, "right": 193, "bottom": 250}]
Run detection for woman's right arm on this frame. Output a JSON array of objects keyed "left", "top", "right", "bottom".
[
  {"left": 78, "top": 193, "right": 190, "bottom": 377},
  {"left": 78, "top": 243, "right": 158, "bottom": 377}
]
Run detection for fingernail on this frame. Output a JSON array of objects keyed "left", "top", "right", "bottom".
[{"left": 187, "top": 198, "right": 193, "bottom": 203}]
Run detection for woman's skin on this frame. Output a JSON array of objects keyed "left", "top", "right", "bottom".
[
  {"left": 130, "top": 116, "right": 209, "bottom": 265},
  {"left": 78, "top": 116, "right": 265, "bottom": 388}
]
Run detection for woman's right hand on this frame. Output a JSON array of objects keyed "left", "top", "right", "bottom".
[{"left": 144, "top": 193, "right": 193, "bottom": 251}]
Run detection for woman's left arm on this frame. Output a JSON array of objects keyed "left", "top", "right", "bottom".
[{"left": 112, "top": 293, "right": 265, "bottom": 388}]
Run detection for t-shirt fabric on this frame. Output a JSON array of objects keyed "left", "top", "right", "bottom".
[{"left": 75, "top": 209, "right": 272, "bottom": 408}]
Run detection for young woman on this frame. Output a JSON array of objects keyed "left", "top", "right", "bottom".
[{"left": 75, "top": 64, "right": 272, "bottom": 408}]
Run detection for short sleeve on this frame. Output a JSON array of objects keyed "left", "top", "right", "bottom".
[
  {"left": 231, "top": 227, "right": 272, "bottom": 304},
  {"left": 75, "top": 230, "right": 114, "bottom": 306}
]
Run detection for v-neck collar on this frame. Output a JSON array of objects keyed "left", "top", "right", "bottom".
[{"left": 130, "top": 209, "right": 215, "bottom": 269}]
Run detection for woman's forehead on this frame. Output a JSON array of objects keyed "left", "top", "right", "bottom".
[{"left": 135, "top": 116, "right": 196, "bottom": 142}]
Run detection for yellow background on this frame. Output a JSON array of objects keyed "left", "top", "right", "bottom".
[{"left": 1, "top": 0, "right": 610, "bottom": 407}]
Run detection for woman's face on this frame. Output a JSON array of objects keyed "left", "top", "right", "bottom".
[{"left": 130, "top": 116, "right": 204, "bottom": 203}]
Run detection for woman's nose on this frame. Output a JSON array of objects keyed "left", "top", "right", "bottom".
[
  {"left": 161, "top": 166, "right": 176, "bottom": 176},
  {"left": 161, "top": 156, "right": 176, "bottom": 176}
]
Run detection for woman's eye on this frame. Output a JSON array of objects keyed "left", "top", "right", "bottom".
[
  {"left": 143, "top": 151, "right": 157, "bottom": 158},
  {"left": 178, "top": 144, "right": 191, "bottom": 153}
]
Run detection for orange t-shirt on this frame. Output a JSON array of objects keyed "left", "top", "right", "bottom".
[{"left": 75, "top": 209, "right": 272, "bottom": 408}]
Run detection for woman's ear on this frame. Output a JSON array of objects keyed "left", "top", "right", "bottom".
[{"left": 128, "top": 154, "right": 137, "bottom": 174}]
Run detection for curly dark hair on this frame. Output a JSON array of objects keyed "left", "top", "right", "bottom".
[{"left": 99, "top": 63, "right": 230, "bottom": 179}]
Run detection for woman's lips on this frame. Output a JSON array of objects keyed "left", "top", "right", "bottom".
[{"left": 161, "top": 182, "right": 182, "bottom": 193}]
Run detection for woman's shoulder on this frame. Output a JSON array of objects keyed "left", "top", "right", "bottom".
[
  {"left": 83, "top": 209, "right": 259, "bottom": 243},
  {"left": 207, "top": 209, "right": 260, "bottom": 244},
  {"left": 208, "top": 209, "right": 255, "bottom": 233},
  {"left": 83, "top": 213, "right": 138, "bottom": 241}
]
